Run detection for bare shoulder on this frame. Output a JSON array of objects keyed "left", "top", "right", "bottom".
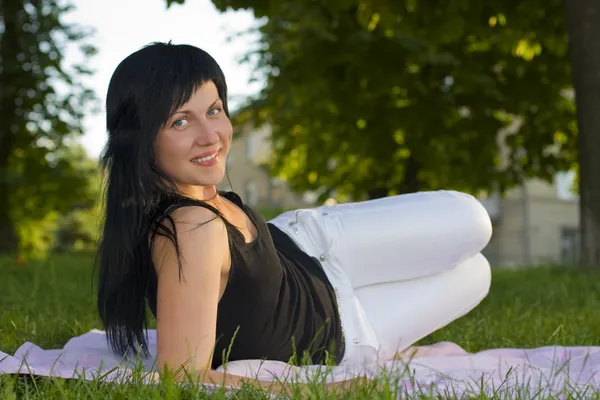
[
  {"left": 171, "top": 205, "right": 225, "bottom": 233},
  {"left": 152, "top": 205, "right": 229, "bottom": 277},
  {"left": 153, "top": 204, "right": 227, "bottom": 242}
]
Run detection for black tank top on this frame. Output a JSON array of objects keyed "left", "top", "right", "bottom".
[{"left": 146, "top": 191, "right": 345, "bottom": 369}]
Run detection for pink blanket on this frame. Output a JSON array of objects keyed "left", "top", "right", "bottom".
[{"left": 1, "top": 330, "right": 599, "bottom": 397}]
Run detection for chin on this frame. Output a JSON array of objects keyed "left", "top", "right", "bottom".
[
  {"left": 195, "top": 171, "right": 226, "bottom": 187},
  {"left": 175, "top": 163, "right": 226, "bottom": 189}
]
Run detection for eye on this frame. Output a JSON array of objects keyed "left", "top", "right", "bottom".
[
  {"left": 171, "top": 119, "right": 189, "bottom": 128},
  {"left": 207, "top": 106, "right": 222, "bottom": 117}
]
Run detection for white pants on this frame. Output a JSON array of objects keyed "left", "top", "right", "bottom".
[{"left": 269, "top": 190, "right": 493, "bottom": 366}]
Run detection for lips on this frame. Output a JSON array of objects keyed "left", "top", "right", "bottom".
[
  {"left": 189, "top": 149, "right": 221, "bottom": 167},
  {"left": 190, "top": 149, "right": 220, "bottom": 161}
]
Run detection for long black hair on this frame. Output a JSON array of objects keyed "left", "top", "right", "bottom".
[{"left": 96, "top": 42, "right": 231, "bottom": 358}]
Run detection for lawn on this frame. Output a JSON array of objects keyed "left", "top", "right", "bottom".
[{"left": 1, "top": 253, "right": 599, "bottom": 399}]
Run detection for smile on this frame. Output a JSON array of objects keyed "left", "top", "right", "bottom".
[{"left": 191, "top": 152, "right": 219, "bottom": 163}]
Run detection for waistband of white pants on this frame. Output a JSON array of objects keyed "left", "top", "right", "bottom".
[{"left": 269, "top": 208, "right": 380, "bottom": 366}]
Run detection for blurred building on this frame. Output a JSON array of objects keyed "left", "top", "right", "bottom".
[
  {"left": 217, "top": 124, "right": 316, "bottom": 211},
  {"left": 223, "top": 124, "right": 580, "bottom": 268},
  {"left": 479, "top": 114, "right": 580, "bottom": 267},
  {"left": 479, "top": 175, "right": 579, "bottom": 268}
]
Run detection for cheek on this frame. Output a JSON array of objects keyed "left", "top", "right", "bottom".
[
  {"left": 219, "top": 119, "right": 234, "bottom": 143},
  {"left": 155, "top": 135, "right": 189, "bottom": 169}
]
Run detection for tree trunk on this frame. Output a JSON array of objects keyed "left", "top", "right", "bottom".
[
  {"left": 0, "top": 0, "right": 23, "bottom": 253},
  {"left": 399, "top": 155, "right": 421, "bottom": 194},
  {"left": 366, "top": 156, "right": 422, "bottom": 199},
  {"left": 367, "top": 187, "right": 388, "bottom": 200},
  {"left": 565, "top": 0, "right": 600, "bottom": 267},
  {"left": 0, "top": 179, "right": 18, "bottom": 254}
]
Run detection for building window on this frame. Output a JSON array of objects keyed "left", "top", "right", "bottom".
[
  {"left": 561, "top": 227, "right": 580, "bottom": 264},
  {"left": 245, "top": 181, "right": 258, "bottom": 206}
]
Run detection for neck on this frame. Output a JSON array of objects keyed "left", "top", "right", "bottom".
[
  {"left": 201, "top": 185, "right": 218, "bottom": 200},
  {"left": 178, "top": 184, "right": 219, "bottom": 202}
]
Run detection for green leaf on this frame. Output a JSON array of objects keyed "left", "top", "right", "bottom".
[{"left": 180, "top": 0, "right": 575, "bottom": 201}]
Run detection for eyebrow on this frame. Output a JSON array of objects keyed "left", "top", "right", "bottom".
[{"left": 170, "top": 98, "right": 222, "bottom": 118}]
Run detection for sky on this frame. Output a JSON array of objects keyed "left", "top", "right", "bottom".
[{"left": 63, "top": 0, "right": 263, "bottom": 158}]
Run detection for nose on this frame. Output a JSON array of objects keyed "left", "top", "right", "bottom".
[{"left": 193, "top": 121, "right": 220, "bottom": 146}]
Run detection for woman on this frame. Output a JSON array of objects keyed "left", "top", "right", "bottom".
[{"left": 96, "top": 42, "right": 493, "bottom": 393}]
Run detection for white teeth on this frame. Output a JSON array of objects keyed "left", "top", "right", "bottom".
[{"left": 191, "top": 152, "right": 218, "bottom": 163}]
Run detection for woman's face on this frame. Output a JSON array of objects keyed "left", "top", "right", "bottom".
[{"left": 154, "top": 81, "right": 233, "bottom": 195}]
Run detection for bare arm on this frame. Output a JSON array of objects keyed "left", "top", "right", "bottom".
[
  {"left": 152, "top": 206, "right": 281, "bottom": 390},
  {"left": 152, "top": 206, "right": 371, "bottom": 395}
]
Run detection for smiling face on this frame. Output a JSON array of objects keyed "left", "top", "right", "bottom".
[{"left": 154, "top": 80, "right": 233, "bottom": 198}]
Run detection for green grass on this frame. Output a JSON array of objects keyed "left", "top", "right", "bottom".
[{"left": 1, "top": 254, "right": 600, "bottom": 398}]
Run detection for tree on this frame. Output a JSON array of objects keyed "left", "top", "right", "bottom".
[
  {"left": 564, "top": 0, "right": 600, "bottom": 267},
  {"left": 167, "top": 0, "right": 576, "bottom": 203},
  {"left": 0, "top": 0, "right": 97, "bottom": 254},
  {"left": 13, "top": 144, "right": 101, "bottom": 257}
]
